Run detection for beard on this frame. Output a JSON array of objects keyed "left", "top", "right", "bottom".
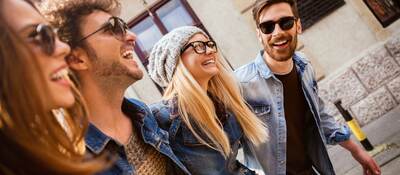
[
  {"left": 263, "top": 33, "right": 298, "bottom": 62},
  {"left": 86, "top": 45, "right": 143, "bottom": 83}
]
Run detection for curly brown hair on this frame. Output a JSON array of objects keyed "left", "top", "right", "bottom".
[
  {"left": 40, "top": 0, "right": 121, "bottom": 49},
  {"left": 252, "top": 0, "right": 298, "bottom": 26}
]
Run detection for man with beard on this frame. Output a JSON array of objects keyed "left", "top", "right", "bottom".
[
  {"left": 235, "top": 0, "right": 380, "bottom": 175},
  {"left": 42, "top": 0, "right": 190, "bottom": 174}
]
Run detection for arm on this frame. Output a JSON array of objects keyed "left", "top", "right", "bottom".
[
  {"left": 339, "top": 140, "right": 381, "bottom": 175},
  {"left": 317, "top": 94, "right": 351, "bottom": 145}
]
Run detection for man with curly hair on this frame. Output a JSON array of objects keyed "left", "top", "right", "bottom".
[{"left": 41, "top": 0, "right": 190, "bottom": 174}]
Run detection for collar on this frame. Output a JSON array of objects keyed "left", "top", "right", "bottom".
[
  {"left": 85, "top": 98, "right": 147, "bottom": 154},
  {"left": 255, "top": 50, "right": 309, "bottom": 79}
]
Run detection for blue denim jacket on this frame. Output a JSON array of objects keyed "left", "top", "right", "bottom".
[
  {"left": 85, "top": 98, "right": 190, "bottom": 175},
  {"left": 150, "top": 98, "right": 256, "bottom": 175},
  {"left": 234, "top": 51, "right": 351, "bottom": 175}
]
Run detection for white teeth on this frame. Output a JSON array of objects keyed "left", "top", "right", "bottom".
[
  {"left": 51, "top": 68, "right": 69, "bottom": 81},
  {"left": 203, "top": 59, "right": 215, "bottom": 65},
  {"left": 122, "top": 50, "right": 134, "bottom": 59},
  {"left": 274, "top": 40, "right": 288, "bottom": 45}
]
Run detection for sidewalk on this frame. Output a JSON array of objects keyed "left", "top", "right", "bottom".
[{"left": 328, "top": 106, "right": 400, "bottom": 175}]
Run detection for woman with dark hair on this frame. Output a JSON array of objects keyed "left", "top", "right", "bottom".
[{"left": 0, "top": 0, "right": 109, "bottom": 174}]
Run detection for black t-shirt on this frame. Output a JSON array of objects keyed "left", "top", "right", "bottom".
[{"left": 275, "top": 64, "right": 313, "bottom": 175}]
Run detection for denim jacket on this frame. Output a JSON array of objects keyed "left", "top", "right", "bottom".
[
  {"left": 234, "top": 51, "right": 351, "bottom": 175},
  {"left": 150, "top": 98, "right": 256, "bottom": 175},
  {"left": 85, "top": 98, "right": 190, "bottom": 175}
]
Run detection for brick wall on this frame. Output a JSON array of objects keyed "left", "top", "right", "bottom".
[{"left": 319, "top": 33, "right": 400, "bottom": 126}]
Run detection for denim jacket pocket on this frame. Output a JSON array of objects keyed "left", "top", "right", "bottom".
[{"left": 251, "top": 104, "right": 272, "bottom": 123}]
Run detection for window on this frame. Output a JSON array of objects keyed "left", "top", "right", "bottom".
[
  {"left": 363, "top": 0, "right": 400, "bottom": 27},
  {"left": 129, "top": 0, "right": 205, "bottom": 66},
  {"left": 297, "top": 0, "right": 345, "bottom": 30}
]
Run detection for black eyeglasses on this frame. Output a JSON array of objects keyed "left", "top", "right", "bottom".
[
  {"left": 28, "top": 24, "right": 57, "bottom": 56},
  {"left": 258, "top": 16, "right": 297, "bottom": 34},
  {"left": 78, "top": 16, "right": 129, "bottom": 42},
  {"left": 181, "top": 40, "right": 217, "bottom": 54}
]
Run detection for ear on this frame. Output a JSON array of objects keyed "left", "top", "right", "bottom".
[
  {"left": 296, "top": 18, "right": 303, "bottom": 34},
  {"left": 66, "top": 48, "right": 90, "bottom": 71}
]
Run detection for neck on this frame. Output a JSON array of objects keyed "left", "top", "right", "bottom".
[
  {"left": 79, "top": 73, "right": 133, "bottom": 144},
  {"left": 197, "top": 78, "right": 210, "bottom": 91},
  {"left": 264, "top": 52, "right": 293, "bottom": 75}
]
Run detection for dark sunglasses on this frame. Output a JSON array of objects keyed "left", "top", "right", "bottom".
[
  {"left": 181, "top": 40, "right": 217, "bottom": 54},
  {"left": 28, "top": 24, "right": 57, "bottom": 56},
  {"left": 78, "top": 16, "right": 129, "bottom": 42},
  {"left": 258, "top": 16, "right": 297, "bottom": 34}
]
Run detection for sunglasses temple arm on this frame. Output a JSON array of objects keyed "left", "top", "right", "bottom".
[{"left": 77, "top": 25, "right": 108, "bottom": 42}]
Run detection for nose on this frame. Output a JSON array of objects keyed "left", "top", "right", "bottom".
[
  {"left": 271, "top": 23, "right": 284, "bottom": 36},
  {"left": 125, "top": 30, "right": 137, "bottom": 43},
  {"left": 53, "top": 37, "right": 71, "bottom": 59}
]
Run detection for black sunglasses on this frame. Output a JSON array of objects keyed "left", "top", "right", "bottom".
[
  {"left": 28, "top": 24, "right": 57, "bottom": 56},
  {"left": 258, "top": 16, "right": 297, "bottom": 34},
  {"left": 78, "top": 16, "right": 129, "bottom": 42},
  {"left": 181, "top": 40, "right": 217, "bottom": 54}
]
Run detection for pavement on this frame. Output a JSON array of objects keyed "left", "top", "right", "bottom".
[{"left": 328, "top": 106, "right": 400, "bottom": 175}]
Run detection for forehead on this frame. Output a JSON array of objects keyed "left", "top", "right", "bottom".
[
  {"left": 188, "top": 33, "right": 209, "bottom": 43},
  {"left": 259, "top": 2, "right": 294, "bottom": 22},
  {"left": 80, "top": 10, "right": 112, "bottom": 34},
  {"left": 2, "top": 0, "right": 46, "bottom": 32}
]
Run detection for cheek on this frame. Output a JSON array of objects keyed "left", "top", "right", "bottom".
[{"left": 181, "top": 56, "right": 198, "bottom": 70}]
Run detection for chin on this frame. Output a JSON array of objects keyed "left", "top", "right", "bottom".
[
  {"left": 53, "top": 93, "right": 76, "bottom": 109},
  {"left": 128, "top": 69, "right": 144, "bottom": 80}
]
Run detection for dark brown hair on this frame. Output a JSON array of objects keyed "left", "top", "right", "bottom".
[
  {"left": 41, "top": 0, "right": 121, "bottom": 49},
  {"left": 252, "top": 0, "right": 299, "bottom": 26},
  {"left": 0, "top": 0, "right": 109, "bottom": 174}
]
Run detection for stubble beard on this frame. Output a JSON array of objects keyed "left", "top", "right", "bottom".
[
  {"left": 263, "top": 34, "right": 298, "bottom": 62},
  {"left": 86, "top": 46, "right": 143, "bottom": 88}
]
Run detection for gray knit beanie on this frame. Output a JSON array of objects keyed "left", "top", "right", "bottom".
[{"left": 147, "top": 26, "right": 207, "bottom": 87}]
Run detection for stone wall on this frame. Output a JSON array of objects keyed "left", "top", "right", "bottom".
[{"left": 319, "top": 34, "right": 400, "bottom": 126}]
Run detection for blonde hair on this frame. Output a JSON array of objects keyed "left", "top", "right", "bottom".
[{"left": 163, "top": 54, "right": 268, "bottom": 157}]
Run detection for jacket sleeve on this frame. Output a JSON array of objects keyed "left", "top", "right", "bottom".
[
  {"left": 301, "top": 53, "right": 351, "bottom": 145},
  {"left": 317, "top": 94, "right": 351, "bottom": 145}
]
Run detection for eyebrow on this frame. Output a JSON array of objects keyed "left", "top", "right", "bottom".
[{"left": 18, "top": 23, "right": 37, "bottom": 33}]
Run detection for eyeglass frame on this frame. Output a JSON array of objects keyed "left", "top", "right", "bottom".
[
  {"left": 258, "top": 16, "right": 297, "bottom": 34},
  {"left": 27, "top": 23, "right": 58, "bottom": 56},
  {"left": 77, "top": 16, "right": 129, "bottom": 43},
  {"left": 181, "top": 40, "right": 218, "bottom": 54}
]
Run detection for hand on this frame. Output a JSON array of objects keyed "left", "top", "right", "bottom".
[
  {"left": 340, "top": 140, "right": 381, "bottom": 175},
  {"left": 351, "top": 148, "right": 381, "bottom": 175}
]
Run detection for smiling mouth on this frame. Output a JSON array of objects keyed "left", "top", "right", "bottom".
[
  {"left": 50, "top": 68, "right": 69, "bottom": 82},
  {"left": 202, "top": 59, "right": 216, "bottom": 66},
  {"left": 122, "top": 50, "right": 134, "bottom": 59},
  {"left": 272, "top": 40, "right": 289, "bottom": 47}
]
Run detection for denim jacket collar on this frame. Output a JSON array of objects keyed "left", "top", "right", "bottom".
[
  {"left": 85, "top": 98, "right": 149, "bottom": 154},
  {"left": 255, "top": 50, "right": 309, "bottom": 79}
]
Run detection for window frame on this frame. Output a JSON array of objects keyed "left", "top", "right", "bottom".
[
  {"left": 128, "top": 0, "right": 206, "bottom": 66},
  {"left": 363, "top": 0, "right": 400, "bottom": 28}
]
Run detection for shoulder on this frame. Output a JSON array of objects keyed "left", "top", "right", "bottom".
[
  {"left": 294, "top": 51, "right": 311, "bottom": 63},
  {"left": 293, "top": 51, "right": 317, "bottom": 78},
  {"left": 149, "top": 100, "right": 174, "bottom": 129},
  {"left": 125, "top": 98, "right": 149, "bottom": 111},
  {"left": 234, "top": 61, "right": 258, "bottom": 83}
]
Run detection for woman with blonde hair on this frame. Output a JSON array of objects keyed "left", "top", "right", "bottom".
[
  {"left": 0, "top": 0, "right": 109, "bottom": 174},
  {"left": 148, "top": 26, "right": 268, "bottom": 175}
]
